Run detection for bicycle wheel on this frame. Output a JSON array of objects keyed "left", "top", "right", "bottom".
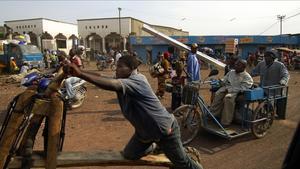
[
  {"left": 251, "top": 101, "right": 274, "bottom": 138},
  {"left": 173, "top": 105, "right": 201, "bottom": 145}
]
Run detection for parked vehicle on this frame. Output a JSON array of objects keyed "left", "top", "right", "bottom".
[
  {"left": 0, "top": 41, "right": 44, "bottom": 72},
  {"left": 21, "top": 72, "right": 87, "bottom": 109},
  {"left": 172, "top": 70, "right": 288, "bottom": 145},
  {"left": 96, "top": 55, "right": 115, "bottom": 71}
]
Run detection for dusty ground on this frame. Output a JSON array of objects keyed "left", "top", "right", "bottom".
[{"left": 0, "top": 62, "right": 299, "bottom": 169}]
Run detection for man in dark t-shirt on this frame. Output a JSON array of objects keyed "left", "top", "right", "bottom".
[{"left": 64, "top": 54, "right": 203, "bottom": 169}]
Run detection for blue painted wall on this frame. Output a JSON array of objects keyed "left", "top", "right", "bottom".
[{"left": 130, "top": 35, "right": 300, "bottom": 63}]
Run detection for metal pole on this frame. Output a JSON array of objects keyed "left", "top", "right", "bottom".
[
  {"left": 277, "top": 15, "right": 286, "bottom": 35},
  {"left": 118, "top": 7, "right": 122, "bottom": 50}
]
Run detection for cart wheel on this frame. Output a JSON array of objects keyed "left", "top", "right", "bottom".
[
  {"left": 173, "top": 105, "right": 201, "bottom": 145},
  {"left": 168, "top": 146, "right": 202, "bottom": 169},
  {"left": 251, "top": 102, "right": 274, "bottom": 138}
]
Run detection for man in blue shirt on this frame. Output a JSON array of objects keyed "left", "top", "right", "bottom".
[
  {"left": 187, "top": 43, "right": 200, "bottom": 82},
  {"left": 64, "top": 54, "right": 203, "bottom": 169}
]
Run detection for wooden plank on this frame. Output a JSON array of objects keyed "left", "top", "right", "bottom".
[{"left": 8, "top": 151, "right": 172, "bottom": 168}]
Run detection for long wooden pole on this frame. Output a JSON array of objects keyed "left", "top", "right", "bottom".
[{"left": 142, "top": 24, "right": 226, "bottom": 69}]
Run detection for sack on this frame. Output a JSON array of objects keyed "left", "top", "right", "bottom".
[{"left": 149, "top": 62, "right": 164, "bottom": 78}]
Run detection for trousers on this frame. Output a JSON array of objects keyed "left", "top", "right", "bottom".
[{"left": 123, "top": 120, "right": 203, "bottom": 169}]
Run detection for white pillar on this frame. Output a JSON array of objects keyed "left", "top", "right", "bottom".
[
  {"left": 102, "top": 38, "right": 106, "bottom": 53},
  {"left": 123, "top": 37, "right": 127, "bottom": 51},
  {"left": 37, "top": 35, "right": 42, "bottom": 50}
]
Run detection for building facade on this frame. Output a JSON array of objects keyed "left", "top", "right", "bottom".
[
  {"left": 4, "top": 18, "right": 78, "bottom": 53},
  {"left": 77, "top": 17, "right": 188, "bottom": 54},
  {"left": 130, "top": 34, "right": 300, "bottom": 63}
]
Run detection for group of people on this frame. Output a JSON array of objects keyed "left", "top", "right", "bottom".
[
  {"left": 60, "top": 43, "right": 289, "bottom": 169},
  {"left": 210, "top": 49, "right": 289, "bottom": 126},
  {"left": 154, "top": 43, "right": 290, "bottom": 128},
  {"left": 154, "top": 43, "right": 201, "bottom": 110},
  {"left": 43, "top": 49, "right": 59, "bottom": 69}
]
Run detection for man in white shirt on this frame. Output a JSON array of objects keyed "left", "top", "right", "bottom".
[
  {"left": 115, "top": 50, "right": 122, "bottom": 64},
  {"left": 23, "top": 31, "right": 31, "bottom": 44},
  {"left": 210, "top": 59, "right": 253, "bottom": 126}
]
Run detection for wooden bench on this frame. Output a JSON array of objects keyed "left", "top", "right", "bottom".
[{"left": 8, "top": 150, "right": 172, "bottom": 168}]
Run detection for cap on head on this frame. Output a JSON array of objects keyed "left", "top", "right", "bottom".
[
  {"left": 237, "top": 59, "right": 247, "bottom": 67},
  {"left": 163, "top": 52, "right": 170, "bottom": 59},
  {"left": 265, "top": 50, "right": 277, "bottom": 59},
  {"left": 10, "top": 57, "right": 14, "bottom": 60},
  {"left": 191, "top": 43, "right": 198, "bottom": 48}
]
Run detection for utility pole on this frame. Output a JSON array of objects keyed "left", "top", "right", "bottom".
[
  {"left": 277, "top": 15, "right": 286, "bottom": 35},
  {"left": 118, "top": 7, "right": 122, "bottom": 50}
]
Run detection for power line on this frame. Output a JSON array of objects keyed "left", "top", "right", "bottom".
[
  {"left": 258, "top": 10, "right": 300, "bottom": 35},
  {"left": 259, "top": 21, "right": 279, "bottom": 35},
  {"left": 284, "top": 11, "right": 300, "bottom": 21}
]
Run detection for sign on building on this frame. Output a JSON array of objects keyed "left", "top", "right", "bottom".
[{"left": 225, "top": 38, "right": 238, "bottom": 54}]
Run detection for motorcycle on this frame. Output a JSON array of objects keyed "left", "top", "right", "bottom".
[
  {"left": 59, "top": 78, "right": 87, "bottom": 109},
  {"left": 96, "top": 55, "right": 116, "bottom": 71},
  {"left": 21, "top": 72, "right": 87, "bottom": 109}
]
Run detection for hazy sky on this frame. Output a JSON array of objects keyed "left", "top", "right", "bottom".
[{"left": 0, "top": 1, "right": 300, "bottom": 36}]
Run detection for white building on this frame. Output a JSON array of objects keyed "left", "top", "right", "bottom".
[
  {"left": 5, "top": 18, "right": 78, "bottom": 53},
  {"left": 78, "top": 17, "right": 188, "bottom": 53}
]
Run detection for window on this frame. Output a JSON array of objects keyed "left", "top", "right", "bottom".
[
  {"left": 25, "top": 25, "right": 27, "bottom": 28},
  {"left": 105, "top": 25, "right": 108, "bottom": 28},
  {"left": 16, "top": 26, "right": 18, "bottom": 29},
  {"left": 34, "top": 25, "right": 36, "bottom": 28},
  {"left": 102, "top": 25, "right": 104, "bottom": 28},
  {"left": 28, "top": 25, "right": 30, "bottom": 28},
  {"left": 22, "top": 26, "right": 24, "bottom": 28},
  {"left": 89, "top": 26, "right": 91, "bottom": 29},
  {"left": 97, "top": 25, "right": 99, "bottom": 29},
  {"left": 93, "top": 26, "right": 95, "bottom": 29},
  {"left": 85, "top": 26, "right": 87, "bottom": 29},
  {"left": 56, "top": 40, "right": 67, "bottom": 49},
  {"left": 20, "top": 45, "right": 41, "bottom": 54}
]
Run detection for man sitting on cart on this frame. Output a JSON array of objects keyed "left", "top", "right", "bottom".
[{"left": 210, "top": 59, "right": 253, "bottom": 127}]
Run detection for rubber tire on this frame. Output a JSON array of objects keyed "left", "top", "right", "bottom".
[
  {"left": 173, "top": 105, "right": 201, "bottom": 145},
  {"left": 251, "top": 102, "right": 274, "bottom": 138},
  {"left": 71, "top": 86, "right": 87, "bottom": 109}
]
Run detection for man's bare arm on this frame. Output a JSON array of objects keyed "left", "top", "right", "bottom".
[{"left": 78, "top": 70, "right": 123, "bottom": 92}]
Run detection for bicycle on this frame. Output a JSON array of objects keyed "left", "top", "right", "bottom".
[{"left": 173, "top": 70, "right": 288, "bottom": 145}]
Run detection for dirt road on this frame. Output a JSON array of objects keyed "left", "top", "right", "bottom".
[{"left": 0, "top": 63, "right": 299, "bottom": 169}]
